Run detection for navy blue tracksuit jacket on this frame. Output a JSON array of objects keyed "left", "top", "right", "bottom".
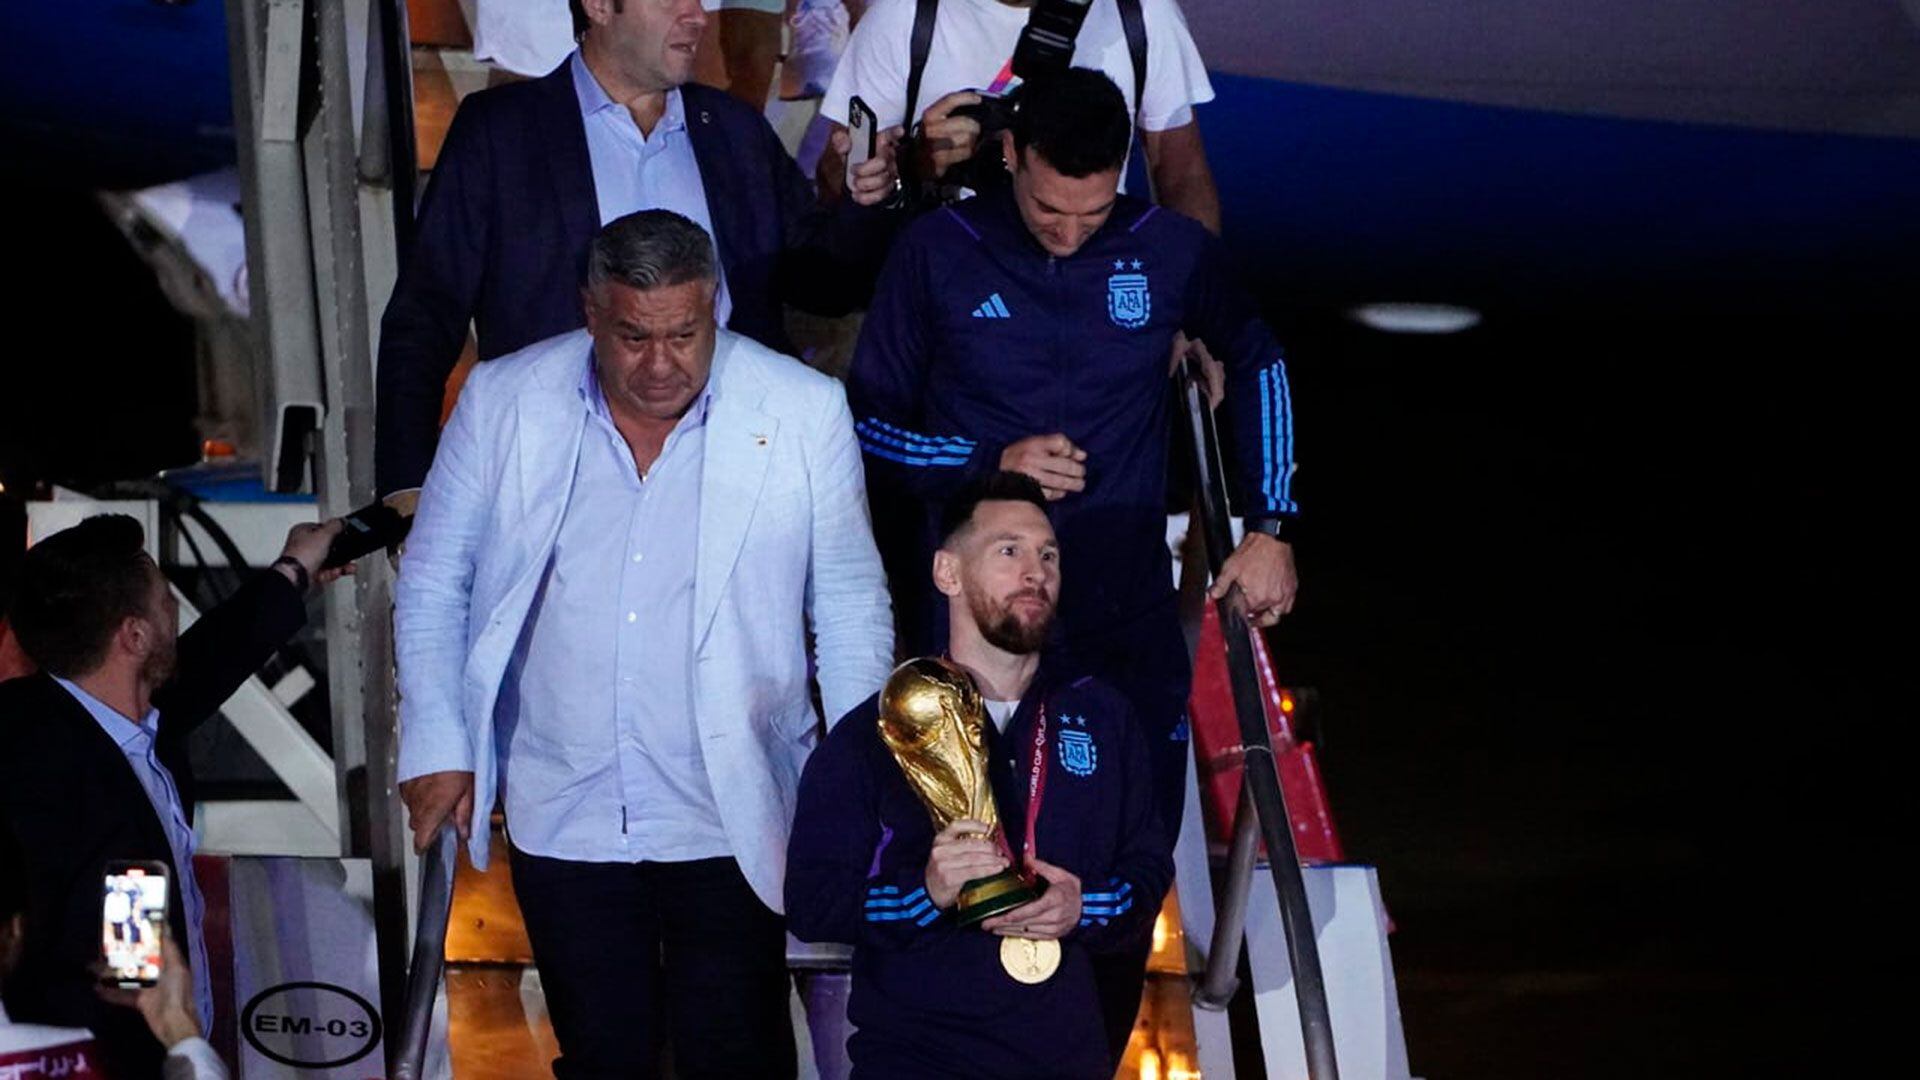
[
  {"left": 847, "top": 188, "right": 1299, "bottom": 826},
  {"left": 786, "top": 670, "right": 1173, "bottom": 1078}
]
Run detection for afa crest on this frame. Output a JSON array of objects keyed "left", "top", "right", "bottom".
[
  {"left": 1057, "top": 727, "right": 1097, "bottom": 777},
  {"left": 1106, "top": 271, "right": 1150, "bottom": 329}
]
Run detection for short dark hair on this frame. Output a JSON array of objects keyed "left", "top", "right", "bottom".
[
  {"left": 940, "top": 471, "right": 1051, "bottom": 547},
  {"left": 1011, "top": 67, "right": 1132, "bottom": 178},
  {"left": 587, "top": 210, "right": 718, "bottom": 294},
  {"left": 8, "top": 515, "right": 154, "bottom": 678},
  {"left": 570, "top": 1, "right": 625, "bottom": 40}
]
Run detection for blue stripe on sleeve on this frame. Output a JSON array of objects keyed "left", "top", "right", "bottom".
[
  {"left": 859, "top": 418, "right": 975, "bottom": 451},
  {"left": 1260, "top": 365, "right": 1276, "bottom": 506},
  {"left": 866, "top": 898, "right": 935, "bottom": 922},
  {"left": 1270, "top": 358, "right": 1296, "bottom": 511}
]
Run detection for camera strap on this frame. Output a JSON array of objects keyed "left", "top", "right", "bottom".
[
  {"left": 904, "top": 0, "right": 942, "bottom": 128},
  {"left": 904, "top": 0, "right": 1146, "bottom": 129},
  {"left": 1117, "top": 0, "right": 1147, "bottom": 115}
]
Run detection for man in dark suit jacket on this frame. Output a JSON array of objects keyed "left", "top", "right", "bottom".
[
  {"left": 375, "top": 0, "right": 904, "bottom": 497},
  {"left": 0, "top": 514, "right": 345, "bottom": 1078}
]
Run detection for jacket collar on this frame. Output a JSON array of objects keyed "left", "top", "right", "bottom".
[{"left": 534, "top": 63, "right": 601, "bottom": 264}]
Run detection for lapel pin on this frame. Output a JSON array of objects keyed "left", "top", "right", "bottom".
[{"left": 700, "top": 110, "right": 711, "bottom": 124}]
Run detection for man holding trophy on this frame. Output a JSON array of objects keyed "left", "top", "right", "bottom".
[{"left": 787, "top": 472, "right": 1172, "bottom": 1076}]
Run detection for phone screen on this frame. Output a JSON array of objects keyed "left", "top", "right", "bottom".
[
  {"left": 847, "top": 95, "right": 877, "bottom": 170},
  {"left": 101, "top": 862, "right": 169, "bottom": 987}
]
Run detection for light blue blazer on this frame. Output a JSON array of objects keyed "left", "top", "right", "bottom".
[{"left": 394, "top": 327, "right": 894, "bottom": 909}]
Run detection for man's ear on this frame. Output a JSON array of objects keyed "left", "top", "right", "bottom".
[
  {"left": 932, "top": 549, "right": 964, "bottom": 599},
  {"left": 580, "top": 0, "right": 617, "bottom": 30},
  {"left": 116, "top": 614, "right": 148, "bottom": 659}
]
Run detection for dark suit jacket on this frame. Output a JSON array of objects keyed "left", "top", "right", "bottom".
[
  {"left": 374, "top": 65, "right": 897, "bottom": 495},
  {"left": 0, "top": 571, "right": 306, "bottom": 1078}
]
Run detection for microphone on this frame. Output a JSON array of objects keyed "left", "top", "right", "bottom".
[{"left": 322, "top": 501, "right": 412, "bottom": 569}]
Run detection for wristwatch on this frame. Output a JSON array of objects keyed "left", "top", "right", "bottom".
[
  {"left": 1244, "top": 517, "right": 1291, "bottom": 543},
  {"left": 271, "top": 556, "right": 310, "bottom": 594}
]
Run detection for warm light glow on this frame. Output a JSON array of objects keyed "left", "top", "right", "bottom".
[
  {"left": 1168, "top": 1051, "right": 1202, "bottom": 1079},
  {"left": 1138, "top": 1048, "right": 1163, "bottom": 1080},
  {"left": 1280, "top": 693, "right": 1296, "bottom": 714},
  {"left": 1153, "top": 910, "right": 1170, "bottom": 953}
]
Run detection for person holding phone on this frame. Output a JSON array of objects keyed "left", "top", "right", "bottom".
[
  {"left": 1, "top": 828, "right": 228, "bottom": 1079},
  {"left": 0, "top": 515, "right": 351, "bottom": 1078},
  {"left": 818, "top": 0, "right": 1223, "bottom": 230}
]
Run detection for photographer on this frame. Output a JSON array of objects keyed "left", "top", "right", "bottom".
[
  {"left": 818, "top": 0, "right": 1221, "bottom": 230},
  {"left": 0, "top": 516, "right": 350, "bottom": 1078}
]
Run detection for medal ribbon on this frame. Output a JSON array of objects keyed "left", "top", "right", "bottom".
[{"left": 1022, "top": 701, "right": 1049, "bottom": 867}]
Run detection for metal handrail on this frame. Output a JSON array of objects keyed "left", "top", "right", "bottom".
[
  {"left": 389, "top": 824, "right": 457, "bottom": 1080},
  {"left": 1194, "top": 785, "right": 1260, "bottom": 1008},
  {"left": 1175, "top": 357, "right": 1340, "bottom": 1080}
]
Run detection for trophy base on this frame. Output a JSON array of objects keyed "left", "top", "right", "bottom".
[{"left": 953, "top": 868, "right": 1047, "bottom": 928}]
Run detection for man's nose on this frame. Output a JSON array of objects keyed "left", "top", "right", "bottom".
[{"left": 640, "top": 347, "right": 678, "bottom": 378}]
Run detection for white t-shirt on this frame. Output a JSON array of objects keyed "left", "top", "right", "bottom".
[
  {"left": 821, "top": 0, "right": 1215, "bottom": 134},
  {"left": 985, "top": 698, "right": 1020, "bottom": 733}
]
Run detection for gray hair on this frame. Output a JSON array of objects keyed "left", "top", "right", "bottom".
[{"left": 586, "top": 210, "right": 717, "bottom": 294}]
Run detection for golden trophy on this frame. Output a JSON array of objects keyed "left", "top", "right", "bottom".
[{"left": 877, "top": 656, "right": 1047, "bottom": 927}]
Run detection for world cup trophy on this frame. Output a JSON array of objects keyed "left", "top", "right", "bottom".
[{"left": 877, "top": 656, "right": 1046, "bottom": 926}]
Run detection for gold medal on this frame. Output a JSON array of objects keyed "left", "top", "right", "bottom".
[{"left": 999, "top": 935, "right": 1061, "bottom": 984}]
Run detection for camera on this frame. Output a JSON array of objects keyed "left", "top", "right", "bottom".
[{"left": 913, "top": 0, "right": 1096, "bottom": 194}]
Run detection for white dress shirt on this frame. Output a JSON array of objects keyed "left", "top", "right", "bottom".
[
  {"left": 495, "top": 353, "right": 732, "bottom": 863},
  {"left": 52, "top": 678, "right": 213, "bottom": 1032},
  {"left": 571, "top": 50, "right": 734, "bottom": 325}
]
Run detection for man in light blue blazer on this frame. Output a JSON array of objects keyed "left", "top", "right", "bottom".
[{"left": 392, "top": 210, "right": 892, "bottom": 1078}]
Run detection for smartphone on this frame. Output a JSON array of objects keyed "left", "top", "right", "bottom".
[
  {"left": 847, "top": 94, "right": 878, "bottom": 172},
  {"left": 100, "top": 860, "right": 169, "bottom": 988},
  {"left": 321, "top": 500, "right": 410, "bottom": 569}
]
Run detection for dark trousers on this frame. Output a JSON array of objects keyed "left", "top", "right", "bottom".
[
  {"left": 1054, "top": 608, "right": 1193, "bottom": 1065},
  {"left": 510, "top": 849, "right": 797, "bottom": 1080}
]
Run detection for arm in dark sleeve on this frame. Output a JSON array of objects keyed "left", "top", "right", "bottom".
[
  {"left": 844, "top": 232, "right": 1003, "bottom": 502},
  {"left": 1186, "top": 233, "right": 1299, "bottom": 521},
  {"left": 1073, "top": 704, "right": 1175, "bottom": 953},
  {"left": 151, "top": 569, "right": 306, "bottom": 736},
  {"left": 786, "top": 724, "right": 957, "bottom": 951},
  {"left": 375, "top": 99, "right": 495, "bottom": 496},
  {"left": 764, "top": 114, "right": 902, "bottom": 317}
]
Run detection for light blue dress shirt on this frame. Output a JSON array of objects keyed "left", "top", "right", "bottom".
[
  {"left": 52, "top": 677, "right": 213, "bottom": 1031},
  {"left": 494, "top": 352, "right": 732, "bottom": 863},
  {"left": 571, "top": 50, "right": 733, "bottom": 325}
]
